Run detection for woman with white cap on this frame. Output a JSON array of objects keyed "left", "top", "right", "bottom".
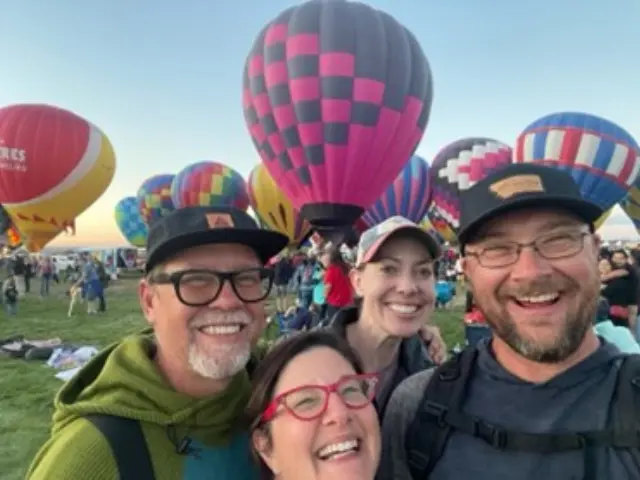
[{"left": 328, "top": 216, "right": 442, "bottom": 417}]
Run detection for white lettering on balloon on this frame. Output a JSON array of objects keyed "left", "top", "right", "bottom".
[{"left": 0, "top": 141, "right": 27, "bottom": 172}]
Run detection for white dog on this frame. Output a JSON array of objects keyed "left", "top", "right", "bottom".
[{"left": 67, "top": 284, "right": 84, "bottom": 317}]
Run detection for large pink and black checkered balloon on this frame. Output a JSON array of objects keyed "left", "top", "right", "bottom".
[{"left": 243, "top": 0, "right": 433, "bottom": 230}]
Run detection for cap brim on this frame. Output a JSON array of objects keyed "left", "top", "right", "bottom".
[
  {"left": 359, "top": 225, "right": 442, "bottom": 266},
  {"left": 458, "top": 196, "right": 604, "bottom": 247},
  {"left": 146, "top": 228, "right": 289, "bottom": 272}
]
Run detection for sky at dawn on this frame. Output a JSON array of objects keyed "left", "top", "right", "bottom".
[{"left": 2, "top": 0, "right": 640, "bottom": 247}]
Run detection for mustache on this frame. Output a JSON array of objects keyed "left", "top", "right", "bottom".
[
  {"left": 498, "top": 275, "right": 576, "bottom": 298},
  {"left": 189, "top": 309, "right": 252, "bottom": 329}
]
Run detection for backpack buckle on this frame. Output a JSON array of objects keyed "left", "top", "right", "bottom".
[
  {"left": 423, "top": 401, "right": 448, "bottom": 427},
  {"left": 474, "top": 420, "right": 507, "bottom": 450}
]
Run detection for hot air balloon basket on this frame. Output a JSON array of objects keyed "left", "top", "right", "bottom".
[{"left": 300, "top": 203, "right": 363, "bottom": 229}]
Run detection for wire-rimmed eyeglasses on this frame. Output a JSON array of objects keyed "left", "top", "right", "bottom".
[{"left": 465, "top": 231, "right": 590, "bottom": 269}]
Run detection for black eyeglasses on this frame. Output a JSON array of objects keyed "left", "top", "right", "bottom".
[
  {"left": 149, "top": 267, "right": 274, "bottom": 306},
  {"left": 465, "top": 231, "right": 590, "bottom": 269}
]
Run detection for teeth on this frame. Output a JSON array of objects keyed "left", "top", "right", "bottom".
[
  {"left": 388, "top": 304, "right": 418, "bottom": 314},
  {"left": 317, "top": 439, "right": 359, "bottom": 459},
  {"left": 516, "top": 293, "right": 559, "bottom": 304},
  {"left": 200, "top": 325, "right": 242, "bottom": 335}
]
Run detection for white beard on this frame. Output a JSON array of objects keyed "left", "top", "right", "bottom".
[
  {"left": 187, "top": 337, "right": 251, "bottom": 380},
  {"left": 186, "top": 309, "right": 254, "bottom": 380}
]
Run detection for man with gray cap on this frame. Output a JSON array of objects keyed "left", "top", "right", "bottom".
[
  {"left": 27, "top": 206, "right": 288, "bottom": 479},
  {"left": 377, "top": 164, "right": 640, "bottom": 479}
]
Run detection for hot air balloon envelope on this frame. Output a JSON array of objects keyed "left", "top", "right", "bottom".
[
  {"left": 138, "top": 174, "right": 175, "bottom": 225},
  {"left": 243, "top": 0, "right": 433, "bottom": 228},
  {"left": 248, "top": 164, "right": 311, "bottom": 246},
  {"left": 362, "top": 155, "right": 431, "bottom": 226},
  {"left": 172, "top": 161, "right": 249, "bottom": 211},
  {"left": 115, "top": 197, "right": 148, "bottom": 247},
  {"left": 430, "top": 138, "right": 512, "bottom": 231},
  {"left": 0, "top": 104, "right": 116, "bottom": 251},
  {"left": 514, "top": 112, "right": 640, "bottom": 211}
]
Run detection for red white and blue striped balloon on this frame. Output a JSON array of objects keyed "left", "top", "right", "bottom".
[
  {"left": 514, "top": 112, "right": 640, "bottom": 210},
  {"left": 362, "top": 155, "right": 431, "bottom": 227}
]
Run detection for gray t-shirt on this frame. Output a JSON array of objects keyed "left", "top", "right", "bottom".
[{"left": 378, "top": 339, "right": 640, "bottom": 479}]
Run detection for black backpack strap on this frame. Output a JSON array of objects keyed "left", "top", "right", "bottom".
[
  {"left": 407, "top": 351, "right": 640, "bottom": 479},
  {"left": 406, "top": 346, "right": 478, "bottom": 478},
  {"left": 85, "top": 415, "right": 155, "bottom": 480},
  {"left": 611, "top": 355, "right": 640, "bottom": 428}
]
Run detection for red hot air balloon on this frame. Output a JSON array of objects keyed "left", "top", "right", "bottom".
[
  {"left": 0, "top": 104, "right": 115, "bottom": 250},
  {"left": 243, "top": 0, "right": 433, "bottom": 231}
]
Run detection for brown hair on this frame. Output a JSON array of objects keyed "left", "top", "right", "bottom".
[
  {"left": 245, "top": 330, "right": 365, "bottom": 479},
  {"left": 327, "top": 247, "right": 351, "bottom": 275}
]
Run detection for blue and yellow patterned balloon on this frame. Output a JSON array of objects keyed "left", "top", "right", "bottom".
[{"left": 115, "top": 196, "right": 148, "bottom": 247}]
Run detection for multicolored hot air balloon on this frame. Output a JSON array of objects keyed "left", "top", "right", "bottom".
[
  {"left": 419, "top": 216, "right": 445, "bottom": 245},
  {"left": 0, "top": 104, "right": 116, "bottom": 251},
  {"left": 114, "top": 196, "right": 148, "bottom": 247},
  {"left": 243, "top": 0, "right": 433, "bottom": 230},
  {"left": 514, "top": 112, "right": 640, "bottom": 211},
  {"left": 424, "top": 209, "right": 457, "bottom": 243},
  {"left": 248, "top": 164, "right": 311, "bottom": 246},
  {"left": 137, "top": 174, "right": 175, "bottom": 225},
  {"left": 430, "top": 138, "right": 512, "bottom": 231},
  {"left": 362, "top": 155, "right": 431, "bottom": 227},
  {"left": 171, "top": 161, "right": 250, "bottom": 211}
]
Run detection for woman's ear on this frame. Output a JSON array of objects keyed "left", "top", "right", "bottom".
[
  {"left": 252, "top": 428, "right": 279, "bottom": 475},
  {"left": 349, "top": 267, "right": 365, "bottom": 297}
]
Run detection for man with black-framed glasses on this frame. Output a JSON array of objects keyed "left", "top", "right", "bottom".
[
  {"left": 379, "top": 163, "right": 640, "bottom": 480},
  {"left": 27, "top": 206, "right": 289, "bottom": 480}
]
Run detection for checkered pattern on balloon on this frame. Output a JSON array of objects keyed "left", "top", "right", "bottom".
[{"left": 242, "top": 0, "right": 433, "bottom": 243}]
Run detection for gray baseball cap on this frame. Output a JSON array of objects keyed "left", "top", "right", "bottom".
[{"left": 356, "top": 216, "right": 441, "bottom": 267}]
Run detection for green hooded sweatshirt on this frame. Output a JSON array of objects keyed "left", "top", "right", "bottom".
[{"left": 26, "top": 332, "right": 259, "bottom": 480}]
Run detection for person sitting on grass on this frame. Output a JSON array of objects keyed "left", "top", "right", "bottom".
[{"left": 3, "top": 275, "right": 18, "bottom": 316}]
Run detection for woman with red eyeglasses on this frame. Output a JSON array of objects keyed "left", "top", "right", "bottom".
[{"left": 246, "top": 330, "right": 381, "bottom": 480}]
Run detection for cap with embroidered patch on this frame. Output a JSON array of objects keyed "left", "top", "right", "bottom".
[
  {"left": 356, "top": 216, "right": 441, "bottom": 267},
  {"left": 145, "top": 206, "right": 288, "bottom": 272},
  {"left": 457, "top": 163, "right": 604, "bottom": 248}
]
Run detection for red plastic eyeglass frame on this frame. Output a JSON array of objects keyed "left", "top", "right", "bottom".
[{"left": 261, "top": 373, "right": 379, "bottom": 423}]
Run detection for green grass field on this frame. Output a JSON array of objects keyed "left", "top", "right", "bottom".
[{"left": 0, "top": 278, "right": 465, "bottom": 480}]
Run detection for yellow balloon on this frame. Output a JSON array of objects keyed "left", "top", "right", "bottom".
[
  {"left": 248, "top": 164, "right": 311, "bottom": 247},
  {"left": 420, "top": 216, "right": 456, "bottom": 243},
  {"left": 593, "top": 208, "right": 613, "bottom": 231},
  {"left": 5, "top": 128, "right": 116, "bottom": 252},
  {"left": 621, "top": 188, "right": 640, "bottom": 234}
]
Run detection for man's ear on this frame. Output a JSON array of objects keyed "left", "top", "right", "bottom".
[
  {"left": 592, "top": 233, "right": 602, "bottom": 251},
  {"left": 138, "top": 279, "right": 157, "bottom": 326},
  {"left": 460, "top": 256, "right": 469, "bottom": 276},
  {"left": 252, "top": 428, "right": 279, "bottom": 474}
]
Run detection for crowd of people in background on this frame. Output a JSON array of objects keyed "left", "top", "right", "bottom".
[
  {"left": 599, "top": 246, "right": 640, "bottom": 338},
  {"left": 0, "top": 252, "right": 110, "bottom": 317}
]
